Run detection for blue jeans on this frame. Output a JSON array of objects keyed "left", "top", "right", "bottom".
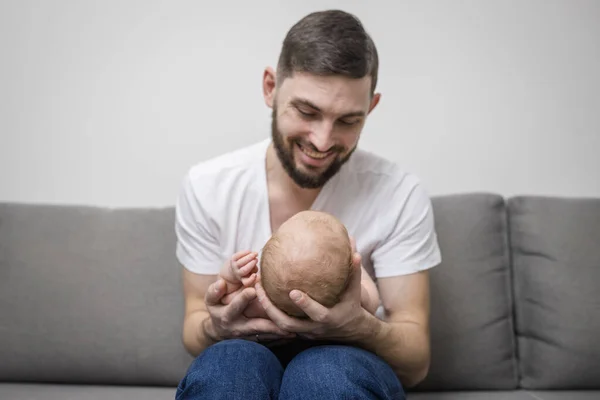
[{"left": 176, "top": 339, "right": 405, "bottom": 399}]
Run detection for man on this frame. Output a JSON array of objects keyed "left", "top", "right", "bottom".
[{"left": 174, "top": 9, "right": 441, "bottom": 400}]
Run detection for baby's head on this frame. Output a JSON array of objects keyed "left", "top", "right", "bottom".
[{"left": 260, "top": 211, "right": 353, "bottom": 318}]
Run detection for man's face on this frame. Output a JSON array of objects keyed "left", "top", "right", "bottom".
[{"left": 270, "top": 72, "right": 378, "bottom": 189}]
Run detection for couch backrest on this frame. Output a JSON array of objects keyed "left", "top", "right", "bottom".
[
  {"left": 509, "top": 196, "right": 600, "bottom": 389},
  {"left": 414, "top": 194, "right": 518, "bottom": 391},
  {"left": 1, "top": 195, "right": 599, "bottom": 389},
  {"left": 0, "top": 203, "right": 192, "bottom": 386}
]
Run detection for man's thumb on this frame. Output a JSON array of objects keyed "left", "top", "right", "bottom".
[{"left": 206, "top": 279, "right": 225, "bottom": 304}]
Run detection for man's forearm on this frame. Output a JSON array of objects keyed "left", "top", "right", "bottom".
[
  {"left": 182, "top": 311, "right": 217, "bottom": 357},
  {"left": 354, "top": 311, "right": 430, "bottom": 387}
]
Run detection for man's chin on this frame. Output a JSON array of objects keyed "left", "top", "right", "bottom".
[
  {"left": 288, "top": 170, "right": 326, "bottom": 189},
  {"left": 296, "top": 163, "right": 327, "bottom": 175},
  {"left": 294, "top": 166, "right": 328, "bottom": 181},
  {"left": 294, "top": 154, "right": 334, "bottom": 172}
]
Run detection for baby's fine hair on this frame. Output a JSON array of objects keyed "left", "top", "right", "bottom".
[{"left": 260, "top": 211, "right": 353, "bottom": 318}]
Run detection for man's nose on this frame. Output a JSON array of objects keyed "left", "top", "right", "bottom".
[{"left": 309, "top": 120, "right": 336, "bottom": 152}]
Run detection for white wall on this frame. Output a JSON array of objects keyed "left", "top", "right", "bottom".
[{"left": 1, "top": 0, "right": 599, "bottom": 207}]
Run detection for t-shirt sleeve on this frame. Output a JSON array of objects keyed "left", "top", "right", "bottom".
[
  {"left": 174, "top": 171, "right": 223, "bottom": 275},
  {"left": 371, "top": 178, "right": 442, "bottom": 278}
]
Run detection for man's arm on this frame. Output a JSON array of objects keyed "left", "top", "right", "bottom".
[
  {"left": 181, "top": 267, "right": 217, "bottom": 357},
  {"left": 355, "top": 270, "right": 431, "bottom": 387},
  {"left": 354, "top": 180, "right": 437, "bottom": 385}
]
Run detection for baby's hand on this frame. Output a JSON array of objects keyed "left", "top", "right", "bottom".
[
  {"left": 230, "top": 250, "right": 259, "bottom": 287},
  {"left": 220, "top": 250, "right": 260, "bottom": 305}
]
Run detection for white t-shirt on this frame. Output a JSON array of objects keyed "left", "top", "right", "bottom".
[{"left": 175, "top": 138, "right": 441, "bottom": 279}]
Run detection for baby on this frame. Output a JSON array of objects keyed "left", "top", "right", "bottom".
[{"left": 219, "top": 210, "right": 380, "bottom": 318}]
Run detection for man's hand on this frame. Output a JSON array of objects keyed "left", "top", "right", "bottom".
[
  {"left": 255, "top": 251, "right": 373, "bottom": 342},
  {"left": 203, "top": 277, "right": 296, "bottom": 343}
]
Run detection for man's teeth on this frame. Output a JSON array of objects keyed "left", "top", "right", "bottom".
[{"left": 299, "top": 144, "right": 329, "bottom": 159}]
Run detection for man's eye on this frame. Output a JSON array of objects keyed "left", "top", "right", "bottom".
[
  {"left": 339, "top": 119, "right": 360, "bottom": 126},
  {"left": 297, "top": 109, "right": 316, "bottom": 118}
]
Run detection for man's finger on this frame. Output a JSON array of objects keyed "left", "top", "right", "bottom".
[
  {"left": 205, "top": 279, "right": 226, "bottom": 306},
  {"left": 288, "top": 290, "right": 330, "bottom": 323},
  {"left": 255, "top": 282, "right": 319, "bottom": 333},
  {"left": 241, "top": 333, "right": 292, "bottom": 342},
  {"left": 342, "top": 252, "right": 363, "bottom": 301},
  {"left": 221, "top": 286, "right": 244, "bottom": 305},
  {"left": 245, "top": 318, "right": 296, "bottom": 337},
  {"left": 225, "top": 287, "right": 257, "bottom": 319}
]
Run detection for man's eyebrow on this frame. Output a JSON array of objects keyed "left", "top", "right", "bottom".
[{"left": 291, "top": 98, "right": 365, "bottom": 118}]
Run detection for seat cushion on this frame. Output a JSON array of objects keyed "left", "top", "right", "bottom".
[
  {"left": 408, "top": 391, "right": 534, "bottom": 400},
  {"left": 526, "top": 392, "right": 600, "bottom": 400},
  {"left": 0, "top": 203, "right": 193, "bottom": 385},
  {"left": 412, "top": 194, "right": 518, "bottom": 390},
  {"left": 0, "top": 383, "right": 175, "bottom": 400},
  {"left": 509, "top": 197, "right": 600, "bottom": 389}
]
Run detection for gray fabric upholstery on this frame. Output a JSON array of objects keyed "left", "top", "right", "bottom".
[
  {"left": 0, "top": 203, "right": 193, "bottom": 385},
  {"left": 0, "top": 384, "right": 176, "bottom": 400},
  {"left": 413, "top": 194, "right": 518, "bottom": 390},
  {"left": 2, "top": 194, "right": 599, "bottom": 396},
  {"left": 409, "top": 392, "right": 600, "bottom": 400},
  {"left": 527, "top": 392, "right": 600, "bottom": 400},
  {"left": 509, "top": 197, "right": 600, "bottom": 389},
  {"left": 2, "top": 385, "right": 596, "bottom": 400},
  {"left": 408, "top": 391, "right": 536, "bottom": 400}
]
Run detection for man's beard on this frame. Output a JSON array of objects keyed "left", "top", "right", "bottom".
[{"left": 271, "top": 108, "right": 356, "bottom": 189}]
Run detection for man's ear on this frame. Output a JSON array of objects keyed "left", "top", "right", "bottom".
[
  {"left": 368, "top": 92, "right": 381, "bottom": 114},
  {"left": 263, "top": 67, "right": 277, "bottom": 108}
]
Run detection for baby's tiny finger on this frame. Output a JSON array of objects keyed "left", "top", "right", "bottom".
[
  {"left": 239, "top": 259, "right": 258, "bottom": 274},
  {"left": 231, "top": 250, "right": 252, "bottom": 262},
  {"left": 235, "top": 252, "right": 257, "bottom": 268},
  {"left": 241, "top": 273, "right": 257, "bottom": 287}
]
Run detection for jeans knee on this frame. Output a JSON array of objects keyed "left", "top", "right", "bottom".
[
  {"left": 280, "top": 345, "right": 404, "bottom": 400},
  {"left": 190, "top": 339, "right": 271, "bottom": 369},
  {"left": 177, "top": 340, "right": 283, "bottom": 400}
]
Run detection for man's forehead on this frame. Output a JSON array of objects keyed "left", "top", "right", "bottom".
[{"left": 278, "top": 72, "right": 372, "bottom": 112}]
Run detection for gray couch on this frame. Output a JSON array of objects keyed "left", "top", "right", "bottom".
[{"left": 1, "top": 194, "right": 599, "bottom": 399}]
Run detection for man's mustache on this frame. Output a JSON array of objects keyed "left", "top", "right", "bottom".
[{"left": 293, "top": 140, "right": 345, "bottom": 154}]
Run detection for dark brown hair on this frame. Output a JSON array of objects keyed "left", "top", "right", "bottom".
[{"left": 277, "top": 9, "right": 379, "bottom": 94}]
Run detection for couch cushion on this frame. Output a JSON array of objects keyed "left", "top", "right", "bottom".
[
  {"left": 412, "top": 194, "right": 517, "bottom": 390},
  {"left": 0, "top": 383, "right": 175, "bottom": 400},
  {"left": 409, "top": 391, "right": 535, "bottom": 400},
  {"left": 509, "top": 196, "right": 600, "bottom": 389},
  {"left": 526, "top": 391, "right": 600, "bottom": 400},
  {"left": 0, "top": 203, "right": 192, "bottom": 385}
]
